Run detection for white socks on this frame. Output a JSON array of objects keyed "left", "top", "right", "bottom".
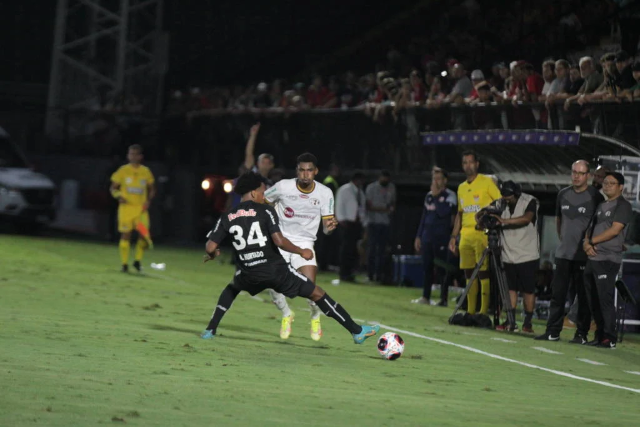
[
  {"left": 268, "top": 289, "right": 291, "bottom": 317},
  {"left": 308, "top": 300, "right": 321, "bottom": 320}
]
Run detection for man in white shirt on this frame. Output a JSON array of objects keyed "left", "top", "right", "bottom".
[
  {"left": 336, "top": 172, "right": 366, "bottom": 282},
  {"left": 264, "top": 153, "right": 338, "bottom": 341}
]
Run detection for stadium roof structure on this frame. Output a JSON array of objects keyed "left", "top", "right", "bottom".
[{"left": 416, "top": 130, "right": 640, "bottom": 192}]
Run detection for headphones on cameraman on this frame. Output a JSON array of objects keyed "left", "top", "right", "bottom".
[{"left": 500, "top": 180, "right": 522, "bottom": 198}]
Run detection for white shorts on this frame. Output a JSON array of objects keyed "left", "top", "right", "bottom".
[{"left": 279, "top": 241, "right": 317, "bottom": 270}]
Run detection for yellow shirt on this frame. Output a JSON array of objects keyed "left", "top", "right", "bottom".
[
  {"left": 457, "top": 174, "right": 501, "bottom": 229},
  {"left": 111, "top": 164, "right": 155, "bottom": 206}
]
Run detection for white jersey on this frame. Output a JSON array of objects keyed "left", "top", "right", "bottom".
[{"left": 264, "top": 178, "right": 334, "bottom": 243}]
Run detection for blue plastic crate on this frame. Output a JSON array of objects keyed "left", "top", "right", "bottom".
[{"left": 392, "top": 255, "right": 424, "bottom": 288}]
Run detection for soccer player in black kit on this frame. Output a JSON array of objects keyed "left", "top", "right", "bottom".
[{"left": 200, "top": 172, "right": 380, "bottom": 344}]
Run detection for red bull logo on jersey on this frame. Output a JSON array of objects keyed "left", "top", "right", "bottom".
[
  {"left": 299, "top": 194, "right": 309, "bottom": 199},
  {"left": 284, "top": 207, "right": 295, "bottom": 218},
  {"left": 228, "top": 209, "right": 257, "bottom": 221}
]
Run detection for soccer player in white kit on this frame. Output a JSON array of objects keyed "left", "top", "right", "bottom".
[{"left": 264, "top": 153, "right": 338, "bottom": 341}]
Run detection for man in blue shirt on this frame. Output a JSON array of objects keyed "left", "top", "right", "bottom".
[{"left": 412, "top": 168, "right": 457, "bottom": 305}]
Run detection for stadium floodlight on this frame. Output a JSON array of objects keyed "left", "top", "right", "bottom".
[
  {"left": 201, "top": 179, "right": 211, "bottom": 190},
  {"left": 223, "top": 180, "right": 234, "bottom": 193}
]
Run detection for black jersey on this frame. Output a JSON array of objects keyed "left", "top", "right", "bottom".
[{"left": 207, "top": 201, "right": 286, "bottom": 279}]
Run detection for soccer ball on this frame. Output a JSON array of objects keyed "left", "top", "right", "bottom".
[{"left": 377, "top": 332, "right": 404, "bottom": 360}]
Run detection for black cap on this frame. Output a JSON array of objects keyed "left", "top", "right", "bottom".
[
  {"left": 500, "top": 180, "right": 521, "bottom": 197},
  {"left": 615, "top": 51, "right": 630, "bottom": 62}
]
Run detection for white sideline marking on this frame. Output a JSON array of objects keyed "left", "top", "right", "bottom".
[
  {"left": 372, "top": 322, "right": 640, "bottom": 394},
  {"left": 492, "top": 338, "right": 517, "bottom": 343},
  {"left": 625, "top": 371, "right": 640, "bottom": 376},
  {"left": 577, "top": 358, "right": 607, "bottom": 366},
  {"left": 531, "top": 347, "right": 563, "bottom": 355}
]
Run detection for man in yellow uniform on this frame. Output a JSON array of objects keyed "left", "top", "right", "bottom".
[
  {"left": 110, "top": 144, "right": 156, "bottom": 272},
  {"left": 448, "top": 150, "right": 501, "bottom": 314}
]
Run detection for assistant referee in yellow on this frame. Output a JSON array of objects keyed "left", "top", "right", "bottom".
[
  {"left": 110, "top": 144, "right": 156, "bottom": 272},
  {"left": 448, "top": 150, "right": 501, "bottom": 314}
]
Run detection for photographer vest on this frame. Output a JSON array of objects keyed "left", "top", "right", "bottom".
[{"left": 500, "top": 193, "right": 540, "bottom": 264}]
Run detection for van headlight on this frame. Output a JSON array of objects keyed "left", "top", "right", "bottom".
[{"left": 0, "top": 184, "right": 20, "bottom": 198}]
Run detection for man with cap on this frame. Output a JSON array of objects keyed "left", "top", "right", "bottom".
[
  {"left": 482, "top": 181, "right": 540, "bottom": 333},
  {"left": 582, "top": 171, "right": 633, "bottom": 348},
  {"left": 468, "top": 70, "right": 486, "bottom": 100},
  {"left": 614, "top": 50, "right": 635, "bottom": 90}
]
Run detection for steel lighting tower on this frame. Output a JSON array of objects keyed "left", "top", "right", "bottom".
[{"left": 46, "top": 0, "right": 166, "bottom": 132}]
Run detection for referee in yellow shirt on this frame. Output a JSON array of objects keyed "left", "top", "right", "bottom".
[
  {"left": 110, "top": 144, "right": 156, "bottom": 272},
  {"left": 448, "top": 150, "right": 501, "bottom": 314}
]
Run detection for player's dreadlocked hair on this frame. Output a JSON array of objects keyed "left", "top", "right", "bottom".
[
  {"left": 296, "top": 152, "right": 318, "bottom": 167},
  {"left": 234, "top": 172, "right": 264, "bottom": 195}
]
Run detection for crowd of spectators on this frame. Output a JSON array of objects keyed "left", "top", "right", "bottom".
[{"left": 165, "top": 0, "right": 639, "bottom": 124}]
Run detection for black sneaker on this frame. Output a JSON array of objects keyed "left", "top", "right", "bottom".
[
  {"left": 121, "top": 264, "right": 129, "bottom": 273},
  {"left": 586, "top": 339, "right": 601, "bottom": 346},
  {"left": 534, "top": 332, "right": 560, "bottom": 341},
  {"left": 133, "top": 260, "right": 142, "bottom": 273},
  {"left": 568, "top": 334, "right": 587, "bottom": 345},
  {"left": 437, "top": 300, "right": 448, "bottom": 307},
  {"left": 597, "top": 339, "right": 616, "bottom": 349}
]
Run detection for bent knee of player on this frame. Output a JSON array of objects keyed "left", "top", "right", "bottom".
[{"left": 308, "top": 285, "right": 325, "bottom": 301}]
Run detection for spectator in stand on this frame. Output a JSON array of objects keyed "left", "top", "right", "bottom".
[
  {"left": 426, "top": 77, "right": 446, "bottom": 108},
  {"left": 424, "top": 61, "right": 440, "bottom": 93},
  {"left": 545, "top": 59, "right": 573, "bottom": 129},
  {"left": 337, "top": 72, "right": 359, "bottom": 109},
  {"left": 470, "top": 83, "right": 498, "bottom": 129},
  {"left": 615, "top": 50, "right": 635, "bottom": 90},
  {"left": 539, "top": 60, "right": 556, "bottom": 102},
  {"left": 444, "top": 63, "right": 473, "bottom": 104},
  {"left": 410, "top": 70, "right": 426, "bottom": 105},
  {"left": 627, "top": 62, "right": 640, "bottom": 100},
  {"left": 468, "top": 69, "right": 486, "bottom": 100},
  {"left": 307, "top": 75, "right": 332, "bottom": 108},
  {"left": 521, "top": 63, "right": 545, "bottom": 103},
  {"left": 270, "top": 80, "right": 284, "bottom": 108},
  {"left": 581, "top": 53, "right": 621, "bottom": 104},
  {"left": 490, "top": 62, "right": 506, "bottom": 92},
  {"left": 251, "top": 82, "right": 271, "bottom": 108},
  {"left": 568, "top": 64, "right": 585, "bottom": 94},
  {"left": 564, "top": 56, "right": 604, "bottom": 110}
]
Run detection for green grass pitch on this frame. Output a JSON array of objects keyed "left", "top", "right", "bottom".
[{"left": 1, "top": 234, "right": 640, "bottom": 426}]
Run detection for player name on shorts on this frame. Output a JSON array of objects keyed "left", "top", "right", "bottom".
[
  {"left": 228, "top": 209, "right": 257, "bottom": 221},
  {"left": 239, "top": 250, "right": 265, "bottom": 261}
]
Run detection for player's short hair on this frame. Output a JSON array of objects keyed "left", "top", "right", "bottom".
[
  {"left": 129, "top": 144, "right": 143, "bottom": 153},
  {"left": 258, "top": 153, "right": 274, "bottom": 163},
  {"left": 433, "top": 167, "right": 449, "bottom": 179},
  {"left": 461, "top": 150, "right": 478, "bottom": 162},
  {"left": 351, "top": 171, "right": 365, "bottom": 182},
  {"left": 234, "top": 172, "right": 264, "bottom": 195},
  {"left": 296, "top": 152, "right": 318, "bottom": 167},
  {"left": 380, "top": 170, "right": 391, "bottom": 178}
]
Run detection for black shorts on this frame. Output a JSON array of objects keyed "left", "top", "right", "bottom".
[
  {"left": 503, "top": 260, "right": 539, "bottom": 293},
  {"left": 232, "top": 264, "right": 315, "bottom": 298}
]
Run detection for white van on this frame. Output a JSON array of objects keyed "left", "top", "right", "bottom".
[{"left": 0, "top": 126, "right": 56, "bottom": 224}]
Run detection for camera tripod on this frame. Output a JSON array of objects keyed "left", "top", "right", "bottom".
[{"left": 449, "top": 229, "right": 515, "bottom": 328}]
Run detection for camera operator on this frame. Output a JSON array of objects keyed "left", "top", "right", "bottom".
[
  {"left": 582, "top": 172, "right": 632, "bottom": 349},
  {"left": 477, "top": 181, "right": 540, "bottom": 333},
  {"left": 535, "top": 160, "right": 603, "bottom": 343},
  {"left": 449, "top": 150, "right": 502, "bottom": 314}
]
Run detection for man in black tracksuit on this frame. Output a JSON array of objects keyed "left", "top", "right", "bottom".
[
  {"left": 535, "top": 160, "right": 603, "bottom": 342},
  {"left": 582, "top": 172, "right": 632, "bottom": 349}
]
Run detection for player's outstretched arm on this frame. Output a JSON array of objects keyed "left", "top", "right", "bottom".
[
  {"left": 203, "top": 240, "right": 221, "bottom": 263},
  {"left": 271, "top": 232, "right": 313, "bottom": 260}
]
